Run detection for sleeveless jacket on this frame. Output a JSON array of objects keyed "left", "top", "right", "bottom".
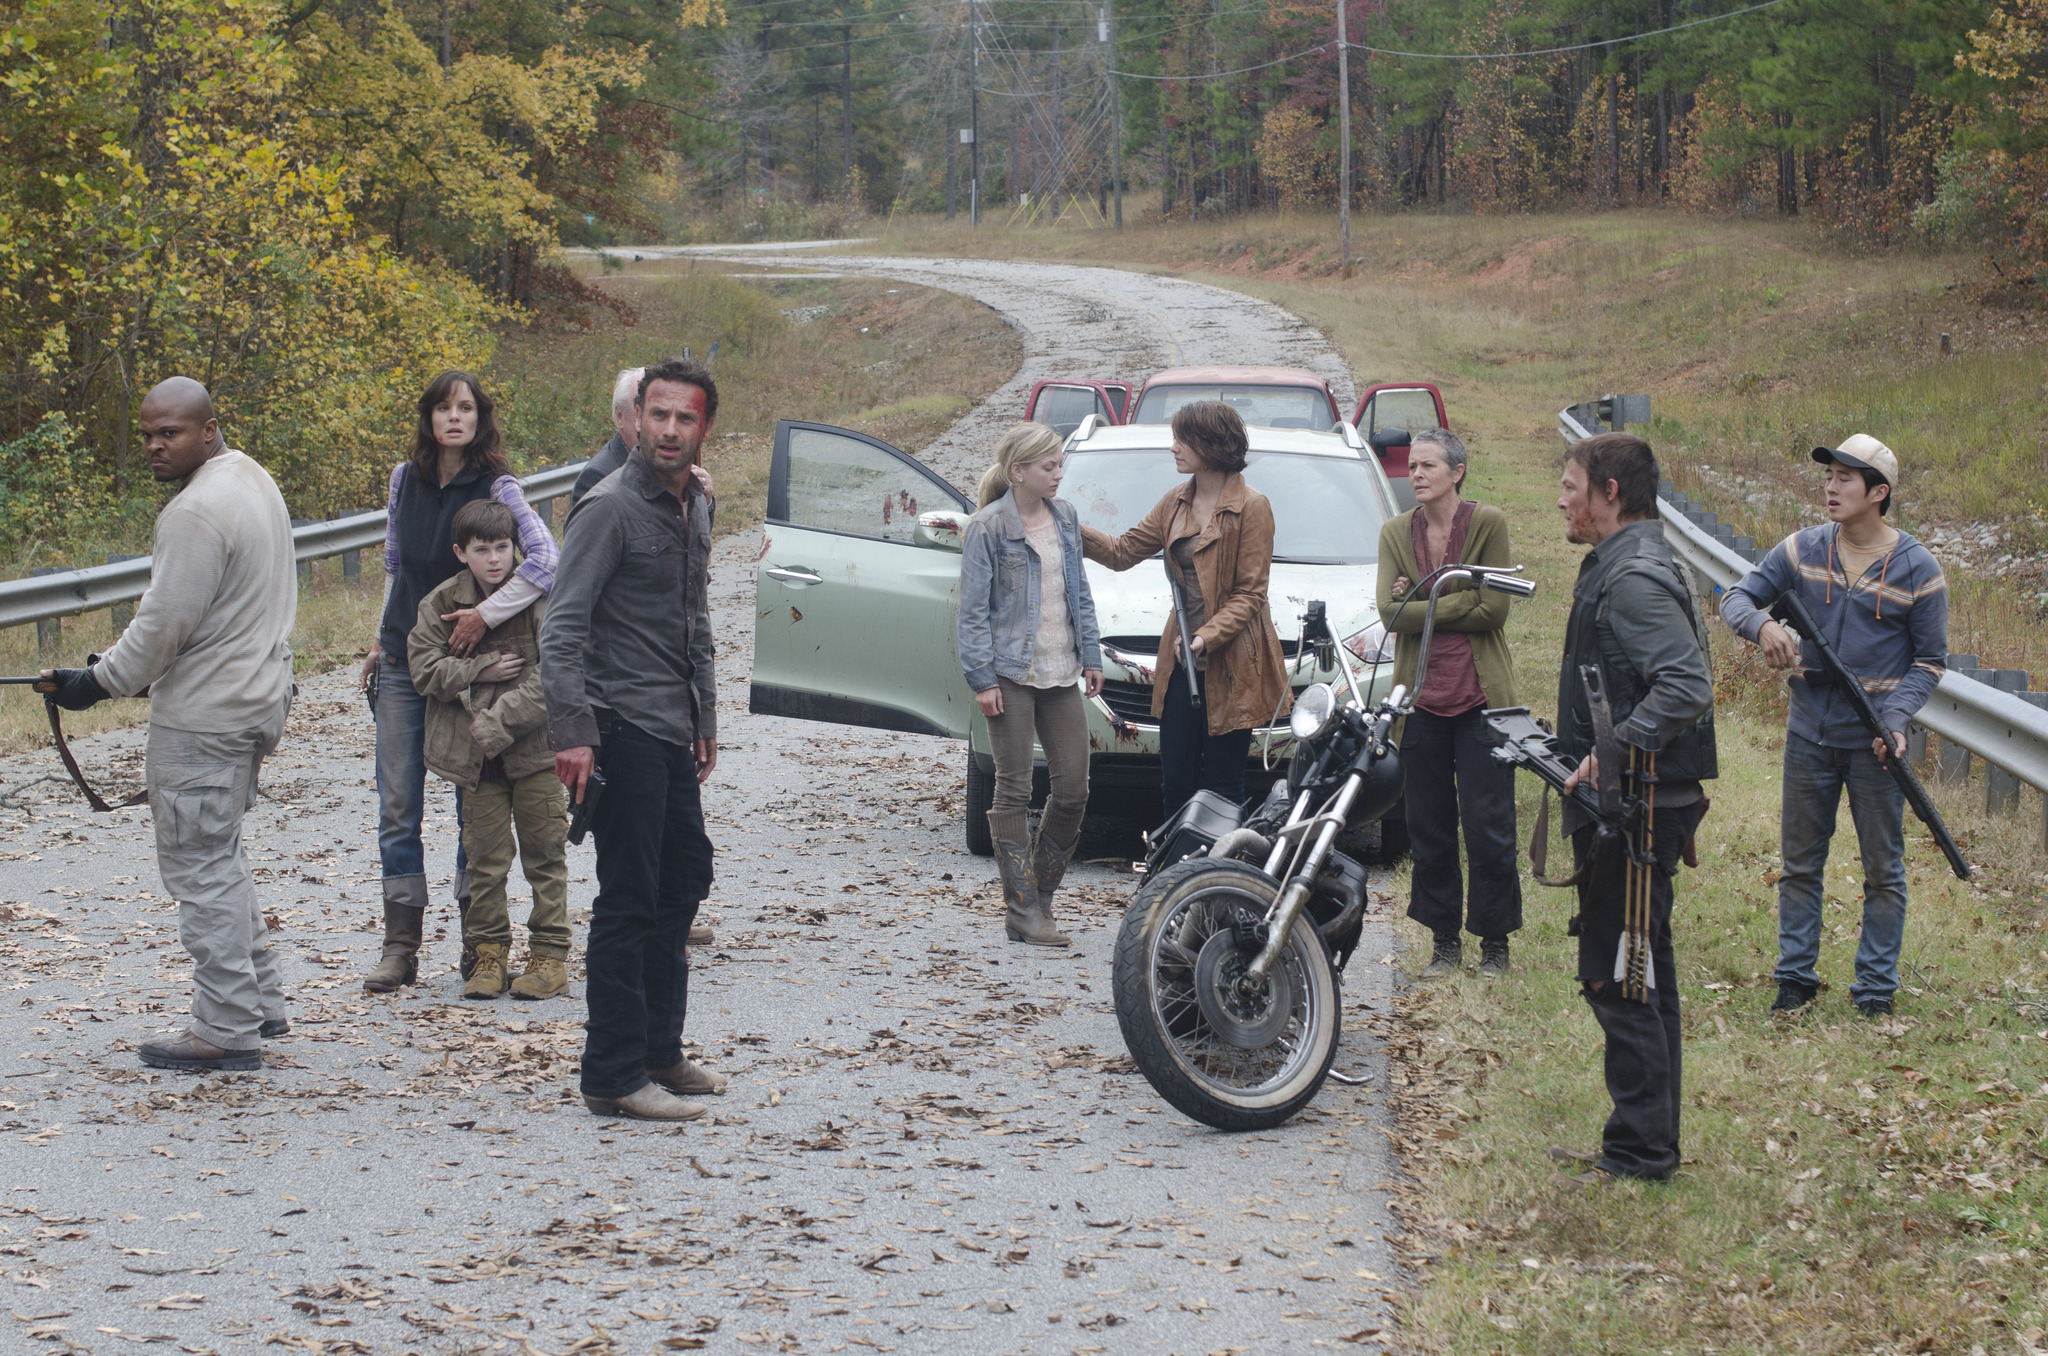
[
  {"left": 1558, "top": 519, "right": 1718, "bottom": 785},
  {"left": 377, "top": 463, "right": 497, "bottom": 664}
]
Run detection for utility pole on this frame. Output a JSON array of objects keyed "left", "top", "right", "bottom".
[
  {"left": 1336, "top": 0, "right": 1351, "bottom": 279},
  {"left": 969, "top": 0, "right": 981, "bottom": 226},
  {"left": 1104, "top": 5, "right": 1122, "bottom": 228}
]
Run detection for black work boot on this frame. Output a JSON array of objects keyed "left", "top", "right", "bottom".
[
  {"left": 1771, "top": 980, "right": 1818, "bottom": 1014},
  {"left": 455, "top": 874, "right": 478, "bottom": 980},
  {"left": 1478, "top": 936, "right": 1511, "bottom": 977},
  {"left": 1421, "top": 933, "right": 1463, "bottom": 977}
]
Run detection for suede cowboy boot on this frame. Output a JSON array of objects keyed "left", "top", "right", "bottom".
[
  {"left": 991, "top": 809, "right": 1061, "bottom": 946},
  {"left": 363, "top": 899, "right": 425, "bottom": 993},
  {"left": 1023, "top": 805, "right": 1081, "bottom": 949}
]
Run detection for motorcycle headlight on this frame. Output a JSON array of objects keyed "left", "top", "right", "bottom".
[
  {"left": 1289, "top": 683, "right": 1338, "bottom": 741},
  {"left": 1344, "top": 620, "right": 1394, "bottom": 665}
]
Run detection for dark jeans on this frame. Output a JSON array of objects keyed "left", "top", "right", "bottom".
[
  {"left": 1158, "top": 665, "right": 1253, "bottom": 822},
  {"left": 581, "top": 717, "right": 716, "bottom": 1099},
  {"left": 1571, "top": 800, "right": 1704, "bottom": 1181},
  {"left": 373, "top": 653, "right": 466, "bottom": 910},
  {"left": 1774, "top": 732, "right": 1908, "bottom": 1005},
  {"left": 1400, "top": 706, "right": 1523, "bottom": 941}
]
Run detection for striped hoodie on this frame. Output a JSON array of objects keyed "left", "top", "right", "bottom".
[{"left": 1720, "top": 523, "right": 1947, "bottom": 748}]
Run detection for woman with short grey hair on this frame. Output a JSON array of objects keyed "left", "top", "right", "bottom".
[{"left": 1375, "top": 427, "right": 1525, "bottom": 978}]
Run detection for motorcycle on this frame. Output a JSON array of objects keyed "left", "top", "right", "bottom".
[{"left": 1111, "top": 564, "right": 1538, "bottom": 1131}]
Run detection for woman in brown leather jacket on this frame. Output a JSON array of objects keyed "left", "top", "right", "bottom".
[{"left": 1081, "top": 401, "right": 1290, "bottom": 822}]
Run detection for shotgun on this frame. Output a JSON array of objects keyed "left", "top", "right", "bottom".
[
  {"left": 1165, "top": 558, "right": 1203, "bottom": 713},
  {"left": 1768, "top": 588, "right": 1972, "bottom": 880}
]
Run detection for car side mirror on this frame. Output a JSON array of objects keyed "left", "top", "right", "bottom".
[{"left": 914, "top": 511, "right": 965, "bottom": 552}]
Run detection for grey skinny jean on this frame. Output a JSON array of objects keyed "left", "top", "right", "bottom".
[
  {"left": 985, "top": 677, "right": 1090, "bottom": 849},
  {"left": 147, "top": 692, "right": 291, "bottom": 1048}
]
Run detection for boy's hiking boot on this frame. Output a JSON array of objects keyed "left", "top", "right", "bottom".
[
  {"left": 510, "top": 955, "right": 568, "bottom": 1000},
  {"left": 464, "top": 943, "right": 510, "bottom": 1000}
]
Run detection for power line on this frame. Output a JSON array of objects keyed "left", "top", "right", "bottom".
[{"left": 1106, "top": 0, "right": 1798, "bottom": 81}]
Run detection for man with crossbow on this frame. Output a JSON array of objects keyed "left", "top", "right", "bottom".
[{"left": 1550, "top": 432, "right": 1719, "bottom": 1185}]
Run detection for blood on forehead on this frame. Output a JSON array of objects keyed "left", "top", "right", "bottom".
[{"left": 643, "top": 380, "right": 709, "bottom": 421}]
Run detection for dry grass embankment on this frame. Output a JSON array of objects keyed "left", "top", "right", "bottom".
[
  {"left": 0, "top": 268, "right": 1018, "bottom": 767},
  {"left": 904, "top": 209, "right": 2048, "bottom": 1355},
  {"left": 876, "top": 209, "right": 2048, "bottom": 683}
]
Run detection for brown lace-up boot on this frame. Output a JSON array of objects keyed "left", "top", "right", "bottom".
[{"left": 464, "top": 943, "right": 510, "bottom": 1000}]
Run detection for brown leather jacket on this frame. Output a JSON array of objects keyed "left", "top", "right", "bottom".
[{"left": 1081, "top": 474, "right": 1291, "bottom": 735}]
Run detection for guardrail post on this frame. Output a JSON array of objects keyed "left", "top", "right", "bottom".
[
  {"left": 1939, "top": 655, "right": 1980, "bottom": 784},
  {"left": 29, "top": 567, "right": 65, "bottom": 657},
  {"left": 108, "top": 554, "right": 148, "bottom": 634},
  {"left": 1906, "top": 726, "right": 1927, "bottom": 767},
  {"left": 341, "top": 507, "right": 375, "bottom": 582},
  {"left": 1985, "top": 671, "right": 2030, "bottom": 812},
  {"left": 290, "top": 520, "right": 314, "bottom": 587}
]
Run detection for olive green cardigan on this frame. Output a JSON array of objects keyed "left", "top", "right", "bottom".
[{"left": 1373, "top": 501, "right": 1518, "bottom": 729}]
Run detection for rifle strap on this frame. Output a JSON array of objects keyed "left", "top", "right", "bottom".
[{"left": 45, "top": 699, "right": 147, "bottom": 813}]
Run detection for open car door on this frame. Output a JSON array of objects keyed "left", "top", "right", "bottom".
[
  {"left": 750, "top": 420, "right": 976, "bottom": 739},
  {"left": 1352, "top": 383, "right": 1447, "bottom": 512}
]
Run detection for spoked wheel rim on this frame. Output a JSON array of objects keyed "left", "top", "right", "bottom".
[{"left": 1147, "top": 883, "right": 1324, "bottom": 1099}]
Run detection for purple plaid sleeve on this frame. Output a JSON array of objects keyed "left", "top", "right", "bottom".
[
  {"left": 492, "top": 474, "right": 560, "bottom": 595},
  {"left": 382, "top": 463, "right": 404, "bottom": 576}
]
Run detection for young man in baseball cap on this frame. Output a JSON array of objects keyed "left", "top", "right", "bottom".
[{"left": 1720, "top": 435, "right": 1948, "bottom": 1019}]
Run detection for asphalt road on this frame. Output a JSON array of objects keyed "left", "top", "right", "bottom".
[{"left": 0, "top": 258, "right": 1405, "bottom": 1356}]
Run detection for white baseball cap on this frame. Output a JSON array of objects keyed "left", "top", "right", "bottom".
[{"left": 1812, "top": 433, "right": 1899, "bottom": 487}]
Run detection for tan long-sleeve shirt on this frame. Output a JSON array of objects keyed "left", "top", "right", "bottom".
[{"left": 91, "top": 450, "right": 297, "bottom": 733}]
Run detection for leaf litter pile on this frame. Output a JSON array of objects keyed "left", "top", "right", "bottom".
[{"left": 0, "top": 541, "right": 1414, "bottom": 1355}]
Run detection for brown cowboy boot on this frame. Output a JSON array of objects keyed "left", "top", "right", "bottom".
[
  {"left": 992, "top": 810, "right": 1061, "bottom": 946},
  {"left": 363, "top": 902, "right": 424, "bottom": 993},
  {"left": 1025, "top": 800, "right": 1082, "bottom": 948}
]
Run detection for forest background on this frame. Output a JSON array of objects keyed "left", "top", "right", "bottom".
[{"left": 4, "top": 0, "right": 2048, "bottom": 558}]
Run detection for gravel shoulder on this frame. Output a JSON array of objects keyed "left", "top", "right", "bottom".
[{"left": 0, "top": 258, "right": 1406, "bottom": 1356}]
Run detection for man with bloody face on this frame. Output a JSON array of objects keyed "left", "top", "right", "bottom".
[{"left": 539, "top": 357, "right": 725, "bottom": 1122}]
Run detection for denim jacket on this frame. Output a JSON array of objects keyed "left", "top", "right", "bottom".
[{"left": 958, "top": 491, "right": 1102, "bottom": 692}]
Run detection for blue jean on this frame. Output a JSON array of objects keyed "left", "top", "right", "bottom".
[
  {"left": 1775, "top": 731, "right": 1907, "bottom": 1005},
  {"left": 374, "top": 653, "right": 466, "bottom": 909}
]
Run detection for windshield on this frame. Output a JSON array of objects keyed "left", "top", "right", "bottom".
[
  {"left": 1064, "top": 449, "right": 1383, "bottom": 565},
  {"left": 1131, "top": 383, "right": 1336, "bottom": 432}
]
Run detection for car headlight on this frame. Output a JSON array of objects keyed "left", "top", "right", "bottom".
[
  {"left": 1290, "top": 683, "right": 1338, "bottom": 741},
  {"left": 1344, "top": 620, "right": 1394, "bottom": 665}
]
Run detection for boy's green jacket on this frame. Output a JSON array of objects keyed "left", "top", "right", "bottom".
[{"left": 408, "top": 571, "right": 553, "bottom": 790}]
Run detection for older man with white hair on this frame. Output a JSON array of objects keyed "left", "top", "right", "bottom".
[{"left": 570, "top": 367, "right": 647, "bottom": 508}]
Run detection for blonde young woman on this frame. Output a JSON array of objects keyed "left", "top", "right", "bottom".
[{"left": 957, "top": 424, "right": 1104, "bottom": 947}]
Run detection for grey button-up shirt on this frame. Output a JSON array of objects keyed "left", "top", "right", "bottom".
[{"left": 540, "top": 450, "right": 716, "bottom": 752}]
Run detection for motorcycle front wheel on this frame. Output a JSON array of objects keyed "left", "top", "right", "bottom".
[{"left": 1112, "top": 857, "right": 1340, "bottom": 1131}]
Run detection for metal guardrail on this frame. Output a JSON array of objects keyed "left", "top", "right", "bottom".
[
  {"left": 1560, "top": 399, "right": 2048, "bottom": 844},
  {"left": 0, "top": 461, "right": 588, "bottom": 633}
]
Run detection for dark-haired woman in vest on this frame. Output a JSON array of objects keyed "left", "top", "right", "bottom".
[
  {"left": 359, "top": 371, "right": 559, "bottom": 992},
  {"left": 1081, "top": 400, "right": 1291, "bottom": 823}
]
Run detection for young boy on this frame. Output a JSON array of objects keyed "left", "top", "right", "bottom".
[{"left": 409, "top": 499, "right": 571, "bottom": 1000}]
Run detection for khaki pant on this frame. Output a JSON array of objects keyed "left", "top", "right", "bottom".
[
  {"left": 985, "top": 677, "right": 1090, "bottom": 849},
  {"left": 147, "top": 694, "right": 291, "bottom": 1049},
  {"left": 460, "top": 769, "right": 571, "bottom": 957}
]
